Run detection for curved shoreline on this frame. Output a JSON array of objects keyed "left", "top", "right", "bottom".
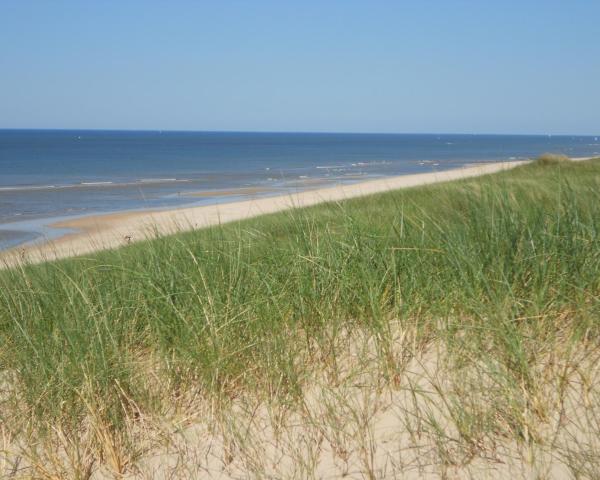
[{"left": 0, "top": 159, "right": 563, "bottom": 267}]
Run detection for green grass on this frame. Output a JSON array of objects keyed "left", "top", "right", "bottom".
[{"left": 2, "top": 158, "right": 600, "bottom": 477}]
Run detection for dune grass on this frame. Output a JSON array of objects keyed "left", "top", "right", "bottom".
[
  {"left": 1, "top": 158, "right": 600, "bottom": 478},
  {"left": 535, "top": 152, "right": 571, "bottom": 165}
]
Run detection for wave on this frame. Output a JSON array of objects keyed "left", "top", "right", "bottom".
[
  {"left": 350, "top": 161, "right": 391, "bottom": 167},
  {"left": 0, "top": 184, "right": 69, "bottom": 191},
  {"left": 137, "top": 178, "right": 187, "bottom": 183},
  {"left": 0, "top": 178, "right": 192, "bottom": 192},
  {"left": 316, "top": 161, "right": 392, "bottom": 170}
]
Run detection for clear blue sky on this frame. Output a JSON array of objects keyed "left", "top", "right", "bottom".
[{"left": 1, "top": 1, "right": 599, "bottom": 134}]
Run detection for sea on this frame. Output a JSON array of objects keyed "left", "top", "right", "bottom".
[{"left": 1, "top": 130, "right": 599, "bottom": 250}]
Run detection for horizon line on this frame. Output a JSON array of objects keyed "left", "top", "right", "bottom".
[{"left": 0, "top": 127, "right": 598, "bottom": 137}]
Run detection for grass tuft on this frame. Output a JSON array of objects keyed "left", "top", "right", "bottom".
[{"left": 535, "top": 152, "right": 571, "bottom": 165}]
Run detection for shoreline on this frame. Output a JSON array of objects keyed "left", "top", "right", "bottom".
[{"left": 2, "top": 158, "right": 588, "bottom": 267}]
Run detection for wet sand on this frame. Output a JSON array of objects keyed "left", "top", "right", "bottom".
[{"left": 0, "top": 159, "right": 566, "bottom": 267}]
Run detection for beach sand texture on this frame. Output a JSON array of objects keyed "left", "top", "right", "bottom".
[{"left": 0, "top": 160, "right": 537, "bottom": 266}]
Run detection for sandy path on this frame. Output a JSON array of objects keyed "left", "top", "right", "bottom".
[{"left": 0, "top": 159, "right": 543, "bottom": 267}]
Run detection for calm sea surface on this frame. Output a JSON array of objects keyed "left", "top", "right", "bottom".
[{"left": 1, "top": 130, "right": 599, "bottom": 249}]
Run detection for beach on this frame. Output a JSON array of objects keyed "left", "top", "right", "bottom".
[
  {"left": 4, "top": 2, "right": 600, "bottom": 476},
  {"left": 4, "top": 2, "right": 600, "bottom": 475},
  {"left": 1, "top": 159, "right": 531, "bottom": 267},
  {"left": 4, "top": 130, "right": 600, "bottom": 254}
]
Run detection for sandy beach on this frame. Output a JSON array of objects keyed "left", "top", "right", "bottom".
[{"left": 0, "top": 159, "right": 552, "bottom": 266}]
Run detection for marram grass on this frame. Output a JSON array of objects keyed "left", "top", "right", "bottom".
[{"left": 1, "top": 158, "right": 600, "bottom": 478}]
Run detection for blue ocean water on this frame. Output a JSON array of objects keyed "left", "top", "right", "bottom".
[{"left": 1, "top": 130, "right": 599, "bottom": 250}]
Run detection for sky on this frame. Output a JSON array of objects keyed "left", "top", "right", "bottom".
[{"left": 1, "top": 1, "right": 599, "bottom": 135}]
